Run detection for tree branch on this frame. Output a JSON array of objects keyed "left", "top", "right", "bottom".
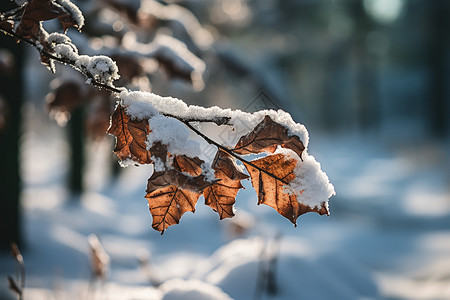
[
  {"left": 1, "top": 26, "right": 232, "bottom": 126},
  {"left": 0, "top": 25, "right": 288, "bottom": 185}
]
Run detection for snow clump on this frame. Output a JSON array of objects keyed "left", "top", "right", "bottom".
[{"left": 160, "top": 279, "right": 234, "bottom": 300}]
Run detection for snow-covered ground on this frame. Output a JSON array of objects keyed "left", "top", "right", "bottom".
[{"left": 1, "top": 115, "right": 450, "bottom": 300}]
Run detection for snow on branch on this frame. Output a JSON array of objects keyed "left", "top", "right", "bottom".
[{"left": 122, "top": 32, "right": 206, "bottom": 88}]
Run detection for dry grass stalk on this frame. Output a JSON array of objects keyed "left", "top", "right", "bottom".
[{"left": 88, "top": 234, "right": 110, "bottom": 280}]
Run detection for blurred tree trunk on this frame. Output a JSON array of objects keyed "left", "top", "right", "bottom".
[
  {"left": 68, "top": 107, "right": 85, "bottom": 196},
  {"left": 322, "top": 45, "right": 348, "bottom": 131},
  {"left": 0, "top": 2, "right": 24, "bottom": 248},
  {"left": 351, "top": 1, "right": 379, "bottom": 132},
  {"left": 426, "top": 0, "right": 449, "bottom": 138}
]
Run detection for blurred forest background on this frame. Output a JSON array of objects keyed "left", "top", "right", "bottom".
[
  {"left": 0, "top": 0, "right": 449, "bottom": 298},
  {"left": 1, "top": 0, "right": 449, "bottom": 248}
]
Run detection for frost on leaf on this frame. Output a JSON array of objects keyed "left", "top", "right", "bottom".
[
  {"left": 245, "top": 154, "right": 328, "bottom": 225},
  {"left": 234, "top": 115, "right": 305, "bottom": 159},
  {"left": 107, "top": 103, "right": 152, "bottom": 164},
  {"left": 203, "top": 150, "right": 248, "bottom": 220}
]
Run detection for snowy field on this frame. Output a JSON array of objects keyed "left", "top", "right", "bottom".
[{"left": 1, "top": 115, "right": 450, "bottom": 300}]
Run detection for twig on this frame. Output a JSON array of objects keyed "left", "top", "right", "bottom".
[
  {"left": 266, "top": 233, "right": 282, "bottom": 295},
  {"left": 181, "top": 120, "right": 289, "bottom": 184},
  {"left": 0, "top": 4, "right": 26, "bottom": 19},
  {"left": 254, "top": 238, "right": 267, "bottom": 300},
  {"left": 9, "top": 242, "right": 25, "bottom": 300},
  {"left": 7, "top": 276, "right": 22, "bottom": 299}
]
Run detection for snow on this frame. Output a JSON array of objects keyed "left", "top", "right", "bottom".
[
  {"left": 150, "top": 34, "right": 206, "bottom": 75},
  {"left": 193, "top": 237, "right": 378, "bottom": 299},
  {"left": 47, "top": 32, "right": 72, "bottom": 45},
  {"left": 147, "top": 114, "right": 202, "bottom": 158},
  {"left": 55, "top": 0, "right": 85, "bottom": 29},
  {"left": 121, "top": 31, "right": 206, "bottom": 88},
  {"left": 283, "top": 149, "right": 335, "bottom": 210},
  {"left": 160, "top": 279, "right": 233, "bottom": 300},
  {"left": 84, "top": 55, "right": 120, "bottom": 84},
  {"left": 139, "top": 0, "right": 213, "bottom": 50},
  {"left": 119, "top": 90, "right": 309, "bottom": 147},
  {"left": 151, "top": 156, "right": 166, "bottom": 172},
  {"left": 44, "top": 33, "right": 120, "bottom": 86},
  {"left": 73, "top": 54, "right": 120, "bottom": 85}
]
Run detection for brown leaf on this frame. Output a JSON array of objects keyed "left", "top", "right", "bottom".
[
  {"left": 16, "top": 0, "right": 81, "bottom": 39},
  {"left": 47, "top": 81, "right": 85, "bottom": 112},
  {"left": 146, "top": 185, "right": 200, "bottom": 233},
  {"left": 155, "top": 54, "right": 192, "bottom": 83},
  {"left": 147, "top": 152, "right": 215, "bottom": 193},
  {"left": 147, "top": 169, "right": 212, "bottom": 194},
  {"left": 104, "top": 0, "right": 139, "bottom": 25},
  {"left": 107, "top": 104, "right": 152, "bottom": 164},
  {"left": 16, "top": 0, "right": 60, "bottom": 39},
  {"left": 203, "top": 150, "right": 248, "bottom": 219},
  {"left": 245, "top": 154, "right": 327, "bottom": 225},
  {"left": 211, "top": 150, "right": 249, "bottom": 181},
  {"left": 55, "top": 6, "right": 81, "bottom": 33},
  {"left": 85, "top": 90, "right": 113, "bottom": 141},
  {"left": 173, "top": 155, "right": 204, "bottom": 176},
  {"left": 146, "top": 153, "right": 216, "bottom": 232},
  {"left": 110, "top": 54, "right": 144, "bottom": 84},
  {"left": 233, "top": 115, "right": 305, "bottom": 159}
]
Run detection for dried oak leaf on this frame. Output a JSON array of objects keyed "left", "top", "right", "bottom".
[
  {"left": 16, "top": 0, "right": 82, "bottom": 39},
  {"left": 110, "top": 54, "right": 144, "bottom": 84},
  {"left": 107, "top": 103, "right": 152, "bottom": 164},
  {"left": 16, "top": 0, "right": 59, "bottom": 39},
  {"left": 85, "top": 90, "right": 113, "bottom": 141},
  {"left": 146, "top": 153, "right": 215, "bottom": 233},
  {"left": 203, "top": 150, "right": 249, "bottom": 219},
  {"left": 155, "top": 53, "right": 192, "bottom": 83},
  {"left": 234, "top": 115, "right": 305, "bottom": 159},
  {"left": 173, "top": 155, "right": 203, "bottom": 176},
  {"left": 47, "top": 81, "right": 85, "bottom": 112},
  {"left": 146, "top": 169, "right": 212, "bottom": 194},
  {"left": 104, "top": 0, "right": 140, "bottom": 25},
  {"left": 146, "top": 185, "right": 200, "bottom": 233},
  {"left": 146, "top": 154, "right": 215, "bottom": 193},
  {"left": 245, "top": 153, "right": 328, "bottom": 225},
  {"left": 54, "top": 3, "right": 83, "bottom": 33}
]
